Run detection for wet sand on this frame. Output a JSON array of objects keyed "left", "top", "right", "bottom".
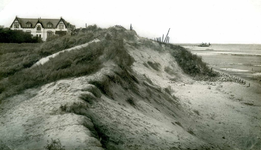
[{"left": 183, "top": 44, "right": 261, "bottom": 82}]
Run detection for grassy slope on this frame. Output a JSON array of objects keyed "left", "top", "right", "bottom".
[
  {"left": 0, "top": 25, "right": 103, "bottom": 80},
  {"left": 0, "top": 25, "right": 218, "bottom": 101},
  {"left": 167, "top": 44, "right": 218, "bottom": 77},
  {"left": 0, "top": 27, "right": 221, "bottom": 149},
  {"left": 0, "top": 43, "right": 41, "bottom": 79},
  {"left": 0, "top": 25, "right": 138, "bottom": 101}
]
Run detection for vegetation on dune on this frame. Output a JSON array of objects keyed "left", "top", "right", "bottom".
[
  {"left": 168, "top": 44, "right": 218, "bottom": 77},
  {"left": 141, "top": 40, "right": 219, "bottom": 78},
  {"left": 39, "top": 32, "right": 95, "bottom": 57},
  {"left": 0, "top": 41, "right": 104, "bottom": 100},
  {"left": 44, "top": 139, "right": 65, "bottom": 150},
  {"left": 0, "top": 28, "right": 42, "bottom": 43},
  {"left": 128, "top": 35, "right": 218, "bottom": 78},
  {"left": 0, "top": 24, "right": 217, "bottom": 102},
  {"left": 147, "top": 61, "right": 161, "bottom": 71},
  {"left": 0, "top": 25, "right": 103, "bottom": 80},
  {"left": 89, "top": 37, "right": 136, "bottom": 99},
  {"left": 0, "top": 25, "right": 137, "bottom": 101},
  {"left": 0, "top": 43, "right": 41, "bottom": 80},
  {"left": 126, "top": 97, "right": 136, "bottom": 107}
]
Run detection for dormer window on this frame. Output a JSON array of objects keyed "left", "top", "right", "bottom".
[
  {"left": 37, "top": 25, "right": 41, "bottom": 33},
  {"left": 14, "top": 21, "right": 19, "bottom": 28},
  {"left": 26, "top": 22, "right": 32, "bottom": 27},
  {"left": 37, "top": 26, "right": 41, "bottom": 30},
  {"left": 47, "top": 22, "right": 53, "bottom": 28},
  {"left": 59, "top": 22, "right": 64, "bottom": 29}
]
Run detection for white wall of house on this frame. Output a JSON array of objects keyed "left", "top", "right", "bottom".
[
  {"left": 10, "top": 20, "right": 68, "bottom": 41},
  {"left": 10, "top": 20, "right": 22, "bottom": 30}
]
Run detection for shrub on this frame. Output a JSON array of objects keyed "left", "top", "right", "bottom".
[
  {"left": 126, "top": 97, "right": 136, "bottom": 107},
  {"left": 82, "top": 24, "right": 100, "bottom": 32},
  {"left": 44, "top": 139, "right": 65, "bottom": 150},
  {"left": 167, "top": 44, "right": 218, "bottom": 77},
  {"left": 55, "top": 31, "right": 67, "bottom": 37},
  {"left": 0, "top": 28, "right": 41, "bottom": 43},
  {"left": 37, "top": 31, "right": 96, "bottom": 57},
  {"left": 46, "top": 34, "right": 60, "bottom": 41},
  {"left": 0, "top": 43, "right": 41, "bottom": 79}
]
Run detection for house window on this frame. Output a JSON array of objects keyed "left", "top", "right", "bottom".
[
  {"left": 26, "top": 22, "right": 32, "bottom": 27},
  {"left": 36, "top": 34, "right": 41, "bottom": 38},
  {"left": 37, "top": 26, "right": 41, "bottom": 33},
  {"left": 14, "top": 22, "right": 19, "bottom": 28},
  {"left": 59, "top": 23, "right": 64, "bottom": 29},
  {"left": 47, "top": 23, "right": 53, "bottom": 28}
]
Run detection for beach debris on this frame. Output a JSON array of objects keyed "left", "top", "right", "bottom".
[{"left": 217, "top": 72, "right": 247, "bottom": 85}]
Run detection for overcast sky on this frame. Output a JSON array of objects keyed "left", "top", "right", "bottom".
[{"left": 0, "top": 0, "right": 261, "bottom": 44}]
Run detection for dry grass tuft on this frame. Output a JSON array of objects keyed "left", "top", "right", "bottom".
[{"left": 126, "top": 97, "right": 136, "bottom": 107}]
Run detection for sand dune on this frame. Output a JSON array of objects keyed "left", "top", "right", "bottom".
[{"left": 0, "top": 28, "right": 260, "bottom": 150}]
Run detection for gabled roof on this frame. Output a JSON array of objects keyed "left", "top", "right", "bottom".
[{"left": 10, "top": 16, "right": 68, "bottom": 28}]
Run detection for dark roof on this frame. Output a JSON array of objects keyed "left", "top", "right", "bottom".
[{"left": 11, "top": 17, "right": 68, "bottom": 28}]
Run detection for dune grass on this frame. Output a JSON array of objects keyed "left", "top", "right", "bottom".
[
  {"left": 147, "top": 61, "right": 161, "bottom": 71},
  {"left": 0, "top": 26, "right": 105, "bottom": 80},
  {"left": 0, "top": 26, "right": 137, "bottom": 101},
  {"left": 167, "top": 44, "right": 219, "bottom": 78},
  {"left": 131, "top": 38, "right": 218, "bottom": 78},
  {"left": 128, "top": 36, "right": 218, "bottom": 78},
  {"left": 0, "top": 41, "right": 104, "bottom": 100},
  {"left": 0, "top": 25, "right": 111, "bottom": 101},
  {"left": 44, "top": 139, "right": 65, "bottom": 150},
  {"left": 0, "top": 43, "right": 41, "bottom": 80}
]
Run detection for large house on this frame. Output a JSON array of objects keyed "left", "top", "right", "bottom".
[{"left": 10, "top": 16, "right": 74, "bottom": 41}]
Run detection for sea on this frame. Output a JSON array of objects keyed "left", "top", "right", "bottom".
[{"left": 180, "top": 44, "right": 261, "bottom": 82}]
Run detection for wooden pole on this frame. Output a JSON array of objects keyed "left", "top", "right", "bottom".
[
  {"left": 164, "top": 28, "right": 170, "bottom": 43},
  {"left": 130, "top": 24, "right": 133, "bottom": 30},
  {"left": 162, "top": 34, "right": 164, "bottom": 42}
]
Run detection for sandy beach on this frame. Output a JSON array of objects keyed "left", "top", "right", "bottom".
[{"left": 183, "top": 44, "right": 261, "bottom": 82}]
